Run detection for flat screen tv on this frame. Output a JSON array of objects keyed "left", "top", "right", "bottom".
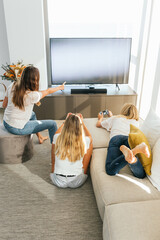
[{"left": 50, "top": 38, "right": 132, "bottom": 85}]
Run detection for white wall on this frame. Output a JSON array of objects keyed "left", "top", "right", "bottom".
[
  {"left": 0, "top": 0, "right": 10, "bottom": 107},
  {"left": 47, "top": 0, "right": 145, "bottom": 90},
  {"left": 3, "top": 0, "right": 48, "bottom": 90}
]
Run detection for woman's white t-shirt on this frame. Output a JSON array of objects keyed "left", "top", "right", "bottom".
[
  {"left": 3, "top": 83, "right": 42, "bottom": 129},
  {"left": 53, "top": 133, "right": 90, "bottom": 176},
  {"left": 101, "top": 116, "right": 139, "bottom": 139}
]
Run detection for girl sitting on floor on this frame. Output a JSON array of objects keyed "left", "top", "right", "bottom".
[{"left": 50, "top": 113, "right": 93, "bottom": 188}]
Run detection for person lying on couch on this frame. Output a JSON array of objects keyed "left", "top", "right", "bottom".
[{"left": 96, "top": 103, "right": 150, "bottom": 179}]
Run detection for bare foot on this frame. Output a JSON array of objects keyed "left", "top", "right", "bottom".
[
  {"left": 38, "top": 136, "right": 49, "bottom": 144},
  {"left": 120, "top": 145, "right": 137, "bottom": 164},
  {"left": 132, "top": 142, "right": 150, "bottom": 158}
]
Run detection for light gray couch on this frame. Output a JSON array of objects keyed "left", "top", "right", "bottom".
[{"left": 84, "top": 118, "right": 160, "bottom": 240}]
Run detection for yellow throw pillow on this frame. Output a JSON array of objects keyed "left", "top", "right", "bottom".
[{"left": 128, "top": 124, "right": 152, "bottom": 176}]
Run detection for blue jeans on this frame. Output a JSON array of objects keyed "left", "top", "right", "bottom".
[
  {"left": 3, "top": 111, "right": 57, "bottom": 144},
  {"left": 106, "top": 135, "right": 146, "bottom": 179}
]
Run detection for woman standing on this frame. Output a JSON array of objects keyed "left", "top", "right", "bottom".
[
  {"left": 96, "top": 103, "right": 150, "bottom": 179},
  {"left": 50, "top": 113, "right": 93, "bottom": 188},
  {"left": 3, "top": 66, "right": 65, "bottom": 144}
]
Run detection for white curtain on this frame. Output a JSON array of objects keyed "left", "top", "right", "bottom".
[{"left": 138, "top": 0, "right": 160, "bottom": 118}]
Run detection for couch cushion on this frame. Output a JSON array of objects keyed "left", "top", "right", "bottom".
[
  {"left": 103, "top": 200, "right": 160, "bottom": 240},
  {"left": 90, "top": 148, "right": 160, "bottom": 220},
  {"left": 148, "top": 137, "right": 160, "bottom": 191},
  {"left": 128, "top": 124, "right": 152, "bottom": 175},
  {"left": 140, "top": 108, "right": 160, "bottom": 149},
  {"left": 83, "top": 118, "right": 110, "bottom": 148}
]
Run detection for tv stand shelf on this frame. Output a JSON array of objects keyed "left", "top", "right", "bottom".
[{"left": 34, "top": 84, "right": 137, "bottom": 120}]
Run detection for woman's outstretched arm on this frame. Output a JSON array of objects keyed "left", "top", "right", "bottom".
[{"left": 40, "top": 82, "right": 66, "bottom": 99}]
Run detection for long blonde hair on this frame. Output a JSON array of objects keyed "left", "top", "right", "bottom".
[
  {"left": 55, "top": 114, "right": 85, "bottom": 162},
  {"left": 120, "top": 103, "right": 139, "bottom": 121}
]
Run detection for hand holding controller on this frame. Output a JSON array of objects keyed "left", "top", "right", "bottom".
[
  {"left": 99, "top": 109, "right": 113, "bottom": 117},
  {"left": 100, "top": 109, "right": 109, "bottom": 116}
]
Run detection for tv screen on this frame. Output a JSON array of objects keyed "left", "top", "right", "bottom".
[{"left": 50, "top": 38, "right": 132, "bottom": 85}]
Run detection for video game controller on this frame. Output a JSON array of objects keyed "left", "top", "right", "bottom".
[{"left": 100, "top": 109, "right": 109, "bottom": 116}]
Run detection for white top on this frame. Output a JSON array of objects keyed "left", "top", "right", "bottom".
[
  {"left": 53, "top": 133, "right": 90, "bottom": 175},
  {"left": 3, "top": 83, "right": 42, "bottom": 129},
  {"left": 101, "top": 116, "right": 139, "bottom": 139}
]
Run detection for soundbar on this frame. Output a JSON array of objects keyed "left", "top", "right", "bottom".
[{"left": 71, "top": 88, "right": 107, "bottom": 94}]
